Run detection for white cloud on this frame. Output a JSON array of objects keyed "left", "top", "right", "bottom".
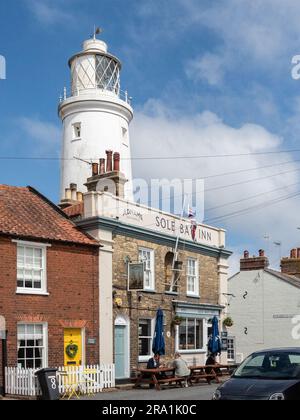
[
  {"left": 25, "top": 0, "right": 76, "bottom": 25},
  {"left": 185, "top": 53, "right": 225, "bottom": 86},
  {"left": 131, "top": 100, "right": 300, "bottom": 271},
  {"left": 179, "top": 0, "right": 300, "bottom": 62},
  {"left": 18, "top": 117, "right": 60, "bottom": 154}
]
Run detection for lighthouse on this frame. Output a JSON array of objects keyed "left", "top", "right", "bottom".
[{"left": 58, "top": 32, "right": 134, "bottom": 200}]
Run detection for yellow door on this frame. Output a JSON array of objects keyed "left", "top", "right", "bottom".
[{"left": 64, "top": 329, "right": 82, "bottom": 366}]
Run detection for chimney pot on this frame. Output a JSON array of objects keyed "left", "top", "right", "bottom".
[
  {"left": 65, "top": 188, "right": 72, "bottom": 200},
  {"left": 76, "top": 191, "right": 83, "bottom": 202},
  {"left": 92, "top": 163, "right": 99, "bottom": 177},
  {"left": 259, "top": 249, "right": 265, "bottom": 257},
  {"left": 70, "top": 183, "right": 77, "bottom": 201},
  {"left": 106, "top": 150, "right": 113, "bottom": 172},
  {"left": 291, "top": 248, "right": 297, "bottom": 259},
  {"left": 244, "top": 250, "right": 249, "bottom": 259},
  {"left": 99, "top": 158, "right": 106, "bottom": 175},
  {"left": 113, "top": 152, "right": 120, "bottom": 172}
]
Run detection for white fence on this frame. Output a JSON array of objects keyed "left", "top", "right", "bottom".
[{"left": 5, "top": 364, "right": 115, "bottom": 397}]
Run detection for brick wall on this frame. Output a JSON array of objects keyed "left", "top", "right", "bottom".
[
  {"left": 112, "top": 234, "right": 219, "bottom": 374},
  {"left": 0, "top": 235, "right": 99, "bottom": 393}
]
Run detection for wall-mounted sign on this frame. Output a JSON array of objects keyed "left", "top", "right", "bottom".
[
  {"left": 87, "top": 338, "right": 97, "bottom": 345},
  {"left": 128, "top": 263, "right": 144, "bottom": 291},
  {"left": 221, "top": 338, "right": 228, "bottom": 352}
]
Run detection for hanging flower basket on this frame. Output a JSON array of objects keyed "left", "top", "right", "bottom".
[
  {"left": 172, "top": 316, "right": 184, "bottom": 326},
  {"left": 223, "top": 317, "right": 234, "bottom": 328}
]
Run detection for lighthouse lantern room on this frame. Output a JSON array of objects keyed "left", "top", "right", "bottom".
[{"left": 59, "top": 32, "right": 133, "bottom": 201}]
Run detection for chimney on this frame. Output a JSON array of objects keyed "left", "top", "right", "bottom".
[
  {"left": 59, "top": 183, "right": 83, "bottom": 209},
  {"left": 106, "top": 150, "right": 113, "bottom": 173},
  {"left": 240, "top": 250, "right": 269, "bottom": 271},
  {"left": 281, "top": 248, "right": 300, "bottom": 279},
  {"left": 85, "top": 151, "right": 128, "bottom": 199}
]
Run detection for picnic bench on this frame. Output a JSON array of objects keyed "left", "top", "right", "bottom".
[
  {"left": 134, "top": 367, "right": 186, "bottom": 391},
  {"left": 188, "top": 365, "right": 220, "bottom": 386},
  {"left": 133, "top": 363, "right": 238, "bottom": 391}
]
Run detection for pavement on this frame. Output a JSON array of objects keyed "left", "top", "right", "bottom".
[{"left": 82, "top": 383, "right": 219, "bottom": 401}]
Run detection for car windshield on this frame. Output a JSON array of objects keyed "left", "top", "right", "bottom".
[{"left": 234, "top": 352, "right": 300, "bottom": 380}]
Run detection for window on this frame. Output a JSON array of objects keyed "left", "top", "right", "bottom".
[
  {"left": 17, "top": 243, "right": 47, "bottom": 294},
  {"left": 227, "top": 338, "right": 236, "bottom": 362},
  {"left": 187, "top": 259, "right": 199, "bottom": 296},
  {"left": 73, "top": 123, "right": 81, "bottom": 139},
  {"left": 17, "top": 324, "right": 47, "bottom": 369},
  {"left": 139, "top": 248, "right": 155, "bottom": 291},
  {"left": 179, "top": 318, "right": 204, "bottom": 351},
  {"left": 138, "top": 319, "right": 153, "bottom": 359}
]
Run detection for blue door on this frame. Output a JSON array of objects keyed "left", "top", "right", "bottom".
[{"left": 115, "top": 325, "right": 127, "bottom": 379}]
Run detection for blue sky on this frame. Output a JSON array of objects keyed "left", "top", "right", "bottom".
[{"left": 1, "top": 0, "right": 300, "bottom": 271}]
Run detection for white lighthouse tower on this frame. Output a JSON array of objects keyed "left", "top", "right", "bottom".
[{"left": 59, "top": 32, "right": 133, "bottom": 200}]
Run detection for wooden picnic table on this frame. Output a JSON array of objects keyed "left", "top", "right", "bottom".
[
  {"left": 134, "top": 367, "right": 186, "bottom": 391},
  {"left": 216, "top": 364, "right": 239, "bottom": 376},
  {"left": 189, "top": 364, "right": 238, "bottom": 386},
  {"left": 188, "top": 365, "right": 220, "bottom": 386}
]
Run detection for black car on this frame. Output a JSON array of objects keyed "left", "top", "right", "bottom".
[{"left": 213, "top": 348, "right": 300, "bottom": 400}]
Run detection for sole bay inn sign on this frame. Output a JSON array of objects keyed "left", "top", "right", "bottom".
[{"left": 84, "top": 192, "right": 226, "bottom": 248}]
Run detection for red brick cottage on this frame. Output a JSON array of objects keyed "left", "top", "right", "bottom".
[{"left": 0, "top": 185, "right": 100, "bottom": 395}]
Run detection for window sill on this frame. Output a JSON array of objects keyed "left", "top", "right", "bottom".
[
  {"left": 139, "top": 356, "right": 151, "bottom": 363},
  {"left": 177, "top": 350, "right": 206, "bottom": 355},
  {"left": 186, "top": 294, "right": 201, "bottom": 299},
  {"left": 165, "top": 291, "right": 179, "bottom": 296},
  {"left": 142, "top": 289, "right": 156, "bottom": 294},
  {"left": 16, "top": 290, "right": 49, "bottom": 296},
  {"left": 71, "top": 137, "right": 82, "bottom": 142}
]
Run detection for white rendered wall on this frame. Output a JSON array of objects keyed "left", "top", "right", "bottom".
[
  {"left": 228, "top": 270, "right": 300, "bottom": 361},
  {"left": 59, "top": 96, "right": 133, "bottom": 200}
]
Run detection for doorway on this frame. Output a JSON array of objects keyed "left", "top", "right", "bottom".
[
  {"left": 64, "top": 328, "right": 83, "bottom": 367},
  {"left": 114, "top": 317, "right": 129, "bottom": 379}
]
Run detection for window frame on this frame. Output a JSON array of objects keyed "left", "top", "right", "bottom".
[
  {"left": 139, "top": 247, "right": 155, "bottom": 291},
  {"left": 138, "top": 318, "right": 154, "bottom": 362},
  {"left": 186, "top": 258, "right": 200, "bottom": 297},
  {"left": 72, "top": 122, "right": 82, "bottom": 140},
  {"left": 177, "top": 317, "right": 205, "bottom": 353},
  {"left": 227, "top": 337, "right": 236, "bottom": 362},
  {"left": 17, "top": 323, "right": 48, "bottom": 369},
  {"left": 14, "top": 240, "right": 50, "bottom": 295}
]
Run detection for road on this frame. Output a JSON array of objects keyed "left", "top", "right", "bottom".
[{"left": 83, "top": 384, "right": 219, "bottom": 401}]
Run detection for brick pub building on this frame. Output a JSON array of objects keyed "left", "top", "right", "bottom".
[
  {"left": 0, "top": 185, "right": 99, "bottom": 395},
  {"left": 63, "top": 151, "right": 232, "bottom": 380}
]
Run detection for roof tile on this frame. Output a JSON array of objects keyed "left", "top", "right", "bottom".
[{"left": 0, "top": 185, "right": 98, "bottom": 246}]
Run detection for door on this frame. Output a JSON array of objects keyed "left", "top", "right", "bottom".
[
  {"left": 64, "top": 328, "right": 82, "bottom": 366},
  {"left": 115, "top": 325, "right": 127, "bottom": 379}
]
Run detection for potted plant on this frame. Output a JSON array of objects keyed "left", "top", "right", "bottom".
[
  {"left": 172, "top": 315, "right": 184, "bottom": 326},
  {"left": 223, "top": 317, "right": 234, "bottom": 328}
]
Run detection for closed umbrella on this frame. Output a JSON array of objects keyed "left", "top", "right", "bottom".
[
  {"left": 152, "top": 309, "right": 165, "bottom": 356},
  {"left": 208, "top": 316, "right": 222, "bottom": 356}
]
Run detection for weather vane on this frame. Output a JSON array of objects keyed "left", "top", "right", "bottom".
[{"left": 93, "top": 25, "right": 103, "bottom": 40}]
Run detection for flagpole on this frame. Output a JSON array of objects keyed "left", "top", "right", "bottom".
[{"left": 172, "top": 194, "right": 187, "bottom": 270}]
